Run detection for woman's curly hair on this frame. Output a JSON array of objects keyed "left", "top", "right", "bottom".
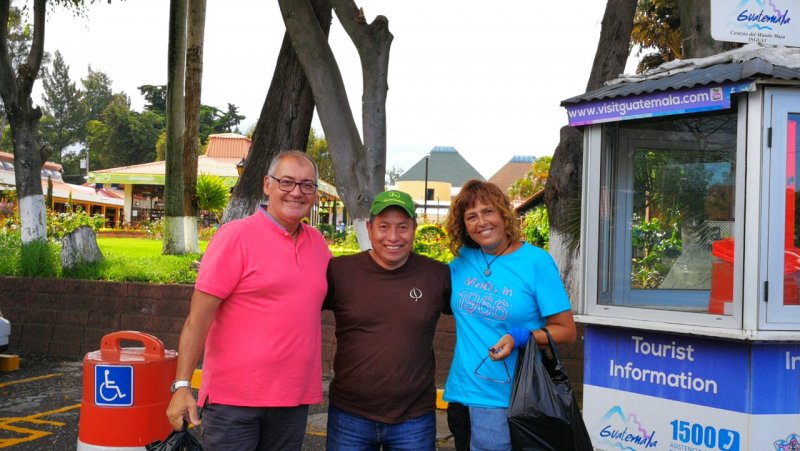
[{"left": 445, "top": 179, "right": 520, "bottom": 256}]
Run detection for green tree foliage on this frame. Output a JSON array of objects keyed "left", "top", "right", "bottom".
[
  {"left": 521, "top": 206, "right": 550, "bottom": 249},
  {"left": 39, "top": 50, "right": 85, "bottom": 163},
  {"left": 86, "top": 94, "right": 164, "bottom": 169},
  {"left": 155, "top": 130, "right": 167, "bottom": 161},
  {"left": 509, "top": 156, "right": 551, "bottom": 199},
  {"left": 138, "top": 84, "right": 167, "bottom": 114},
  {"left": 81, "top": 66, "right": 114, "bottom": 124},
  {"left": 306, "top": 128, "right": 334, "bottom": 184},
  {"left": 631, "top": 0, "right": 682, "bottom": 73},
  {"left": 140, "top": 83, "right": 244, "bottom": 148},
  {"left": 195, "top": 174, "right": 230, "bottom": 220},
  {"left": 198, "top": 103, "right": 245, "bottom": 143}
]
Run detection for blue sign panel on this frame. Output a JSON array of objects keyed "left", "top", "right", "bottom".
[
  {"left": 95, "top": 364, "right": 133, "bottom": 407},
  {"left": 565, "top": 82, "right": 754, "bottom": 126},
  {"left": 584, "top": 326, "right": 750, "bottom": 412},
  {"left": 751, "top": 343, "right": 800, "bottom": 415}
]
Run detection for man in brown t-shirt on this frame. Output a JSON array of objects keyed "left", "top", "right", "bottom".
[{"left": 324, "top": 190, "right": 451, "bottom": 451}]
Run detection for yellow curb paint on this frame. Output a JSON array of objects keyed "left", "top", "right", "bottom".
[
  {"left": 0, "top": 403, "right": 81, "bottom": 448},
  {"left": 191, "top": 369, "right": 202, "bottom": 389},
  {"left": 0, "top": 373, "right": 61, "bottom": 389},
  {"left": 436, "top": 389, "right": 448, "bottom": 410},
  {"left": 0, "top": 354, "right": 20, "bottom": 372}
]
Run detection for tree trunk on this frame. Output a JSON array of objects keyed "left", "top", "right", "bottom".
[
  {"left": 163, "top": 0, "right": 194, "bottom": 254},
  {"left": 545, "top": 0, "right": 636, "bottom": 301},
  {"left": 179, "top": 0, "right": 205, "bottom": 253},
  {"left": 221, "top": 0, "right": 332, "bottom": 224},
  {"left": 0, "top": 0, "right": 48, "bottom": 259},
  {"left": 677, "top": 0, "right": 729, "bottom": 58},
  {"left": 279, "top": 0, "right": 392, "bottom": 249}
]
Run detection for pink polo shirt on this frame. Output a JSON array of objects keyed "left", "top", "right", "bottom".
[{"left": 195, "top": 208, "right": 331, "bottom": 407}]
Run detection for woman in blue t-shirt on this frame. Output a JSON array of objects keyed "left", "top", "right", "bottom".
[{"left": 443, "top": 179, "right": 577, "bottom": 451}]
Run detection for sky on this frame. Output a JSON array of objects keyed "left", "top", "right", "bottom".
[{"left": 40, "top": 1, "right": 637, "bottom": 179}]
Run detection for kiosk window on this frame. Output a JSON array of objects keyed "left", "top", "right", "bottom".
[{"left": 599, "top": 112, "right": 738, "bottom": 314}]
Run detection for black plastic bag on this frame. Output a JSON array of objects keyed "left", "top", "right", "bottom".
[
  {"left": 145, "top": 423, "right": 203, "bottom": 451},
  {"left": 507, "top": 328, "right": 592, "bottom": 451}
]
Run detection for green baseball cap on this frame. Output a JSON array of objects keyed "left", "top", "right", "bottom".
[{"left": 370, "top": 190, "right": 416, "bottom": 219}]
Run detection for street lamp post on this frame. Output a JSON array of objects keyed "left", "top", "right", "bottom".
[{"left": 423, "top": 155, "right": 429, "bottom": 219}]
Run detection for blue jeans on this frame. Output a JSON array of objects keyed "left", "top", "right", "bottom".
[
  {"left": 469, "top": 407, "right": 511, "bottom": 451},
  {"left": 326, "top": 404, "right": 436, "bottom": 451},
  {"left": 201, "top": 402, "right": 309, "bottom": 451}
]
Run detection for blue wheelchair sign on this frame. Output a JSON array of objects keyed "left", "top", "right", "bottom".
[{"left": 95, "top": 365, "right": 133, "bottom": 407}]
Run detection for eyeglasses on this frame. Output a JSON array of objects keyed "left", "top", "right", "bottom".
[
  {"left": 270, "top": 175, "right": 317, "bottom": 195},
  {"left": 473, "top": 355, "right": 511, "bottom": 384}
]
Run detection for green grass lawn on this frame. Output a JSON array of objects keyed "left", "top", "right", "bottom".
[
  {"left": 0, "top": 235, "right": 360, "bottom": 283},
  {"left": 97, "top": 237, "right": 209, "bottom": 257},
  {"left": 87, "top": 238, "right": 208, "bottom": 284}
]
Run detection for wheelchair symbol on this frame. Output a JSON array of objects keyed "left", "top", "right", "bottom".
[
  {"left": 99, "top": 369, "right": 127, "bottom": 402},
  {"left": 95, "top": 364, "right": 132, "bottom": 406}
]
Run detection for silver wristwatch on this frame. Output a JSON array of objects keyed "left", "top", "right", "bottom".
[{"left": 170, "top": 380, "right": 191, "bottom": 393}]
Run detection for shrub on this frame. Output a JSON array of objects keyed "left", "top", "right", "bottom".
[
  {"left": 521, "top": 207, "right": 550, "bottom": 249},
  {"left": 47, "top": 208, "right": 106, "bottom": 239},
  {"left": 196, "top": 174, "right": 230, "bottom": 221},
  {"left": 139, "top": 218, "right": 165, "bottom": 239},
  {"left": 0, "top": 230, "right": 20, "bottom": 275},
  {"left": 198, "top": 225, "right": 217, "bottom": 241},
  {"left": 20, "top": 239, "right": 59, "bottom": 278},
  {"left": 316, "top": 223, "right": 334, "bottom": 240},
  {"left": 414, "top": 223, "right": 453, "bottom": 263}
]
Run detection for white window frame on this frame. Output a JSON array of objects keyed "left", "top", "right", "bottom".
[
  {"left": 761, "top": 87, "right": 800, "bottom": 329},
  {"left": 581, "top": 105, "right": 747, "bottom": 332}
]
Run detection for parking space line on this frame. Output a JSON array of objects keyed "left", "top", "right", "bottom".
[
  {"left": 0, "top": 403, "right": 81, "bottom": 448},
  {"left": 0, "top": 373, "right": 62, "bottom": 389}
]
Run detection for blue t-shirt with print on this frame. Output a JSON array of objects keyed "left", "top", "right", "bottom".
[{"left": 443, "top": 242, "right": 571, "bottom": 408}]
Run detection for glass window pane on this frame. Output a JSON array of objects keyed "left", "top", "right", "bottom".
[{"left": 599, "top": 111, "right": 738, "bottom": 314}]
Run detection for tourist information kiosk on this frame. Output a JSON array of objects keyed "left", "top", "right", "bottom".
[{"left": 563, "top": 45, "right": 800, "bottom": 451}]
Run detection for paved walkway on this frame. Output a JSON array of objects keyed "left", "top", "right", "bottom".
[{"left": 0, "top": 356, "right": 456, "bottom": 450}]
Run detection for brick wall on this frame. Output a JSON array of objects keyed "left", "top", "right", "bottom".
[{"left": 0, "top": 276, "right": 585, "bottom": 397}]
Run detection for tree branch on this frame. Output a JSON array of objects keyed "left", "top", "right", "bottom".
[
  {"left": 0, "top": 0, "right": 18, "bottom": 105},
  {"left": 279, "top": 0, "right": 371, "bottom": 216},
  {"left": 19, "top": 0, "right": 46, "bottom": 98},
  {"left": 330, "top": 0, "right": 392, "bottom": 186}
]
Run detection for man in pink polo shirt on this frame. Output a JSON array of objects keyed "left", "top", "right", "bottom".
[{"left": 167, "top": 150, "right": 332, "bottom": 450}]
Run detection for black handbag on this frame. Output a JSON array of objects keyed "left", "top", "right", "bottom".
[{"left": 507, "top": 328, "right": 592, "bottom": 451}]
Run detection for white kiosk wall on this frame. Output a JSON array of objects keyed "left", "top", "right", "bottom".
[{"left": 574, "top": 81, "right": 800, "bottom": 450}]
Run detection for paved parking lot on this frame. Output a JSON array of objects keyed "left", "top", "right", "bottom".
[{"left": 0, "top": 355, "right": 454, "bottom": 450}]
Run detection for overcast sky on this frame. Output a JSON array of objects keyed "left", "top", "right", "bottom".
[{"left": 41, "top": 1, "right": 636, "bottom": 179}]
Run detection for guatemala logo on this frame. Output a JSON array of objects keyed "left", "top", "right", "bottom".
[
  {"left": 775, "top": 433, "right": 800, "bottom": 451},
  {"left": 596, "top": 406, "right": 658, "bottom": 450}
]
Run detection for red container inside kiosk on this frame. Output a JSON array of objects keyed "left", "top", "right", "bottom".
[
  {"left": 78, "top": 331, "right": 178, "bottom": 448},
  {"left": 710, "top": 116, "right": 800, "bottom": 312},
  {"left": 710, "top": 239, "right": 800, "bottom": 314}
]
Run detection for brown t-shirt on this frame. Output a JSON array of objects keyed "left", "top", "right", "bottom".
[{"left": 324, "top": 251, "right": 452, "bottom": 423}]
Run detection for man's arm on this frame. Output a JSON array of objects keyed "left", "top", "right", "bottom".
[{"left": 166, "top": 289, "right": 223, "bottom": 430}]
